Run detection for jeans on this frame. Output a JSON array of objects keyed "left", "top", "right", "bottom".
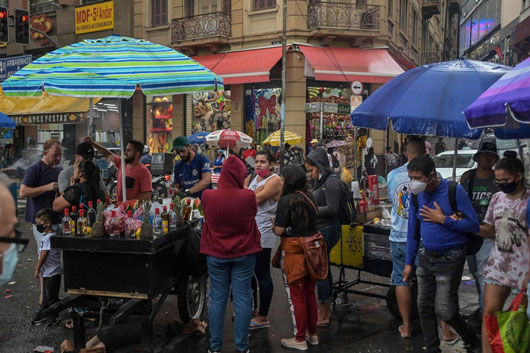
[
  {"left": 289, "top": 275, "right": 318, "bottom": 341},
  {"left": 317, "top": 220, "right": 341, "bottom": 304},
  {"left": 466, "top": 238, "right": 494, "bottom": 310},
  {"left": 207, "top": 254, "right": 256, "bottom": 352},
  {"left": 417, "top": 246, "right": 477, "bottom": 353},
  {"left": 251, "top": 248, "right": 273, "bottom": 317}
]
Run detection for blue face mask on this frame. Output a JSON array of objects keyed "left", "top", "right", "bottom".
[{"left": 0, "top": 244, "right": 18, "bottom": 287}]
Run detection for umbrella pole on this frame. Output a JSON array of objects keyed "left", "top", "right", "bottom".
[
  {"left": 119, "top": 99, "right": 127, "bottom": 203},
  {"left": 279, "top": 0, "right": 287, "bottom": 172},
  {"left": 452, "top": 138, "right": 458, "bottom": 182},
  {"left": 88, "top": 98, "right": 94, "bottom": 138}
]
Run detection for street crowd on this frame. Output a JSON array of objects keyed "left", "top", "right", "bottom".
[{"left": 0, "top": 134, "right": 529, "bottom": 353}]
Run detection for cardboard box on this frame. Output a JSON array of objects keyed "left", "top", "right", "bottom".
[{"left": 356, "top": 208, "right": 382, "bottom": 224}]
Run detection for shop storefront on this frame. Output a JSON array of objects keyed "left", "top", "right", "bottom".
[
  {"left": 244, "top": 86, "right": 281, "bottom": 146},
  {"left": 192, "top": 90, "right": 231, "bottom": 134},
  {"left": 146, "top": 96, "right": 173, "bottom": 153}
]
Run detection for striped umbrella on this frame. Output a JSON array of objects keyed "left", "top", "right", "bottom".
[
  {"left": 1, "top": 35, "right": 223, "bottom": 98},
  {"left": 205, "top": 129, "right": 253, "bottom": 149},
  {"left": 262, "top": 130, "right": 304, "bottom": 146}
]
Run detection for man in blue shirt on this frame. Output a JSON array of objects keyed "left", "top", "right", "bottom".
[
  {"left": 403, "top": 156, "right": 480, "bottom": 353},
  {"left": 172, "top": 136, "right": 212, "bottom": 198}
]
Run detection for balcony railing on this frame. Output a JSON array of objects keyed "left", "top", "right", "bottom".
[
  {"left": 422, "top": 52, "right": 440, "bottom": 64},
  {"left": 421, "top": 0, "right": 441, "bottom": 20},
  {"left": 171, "top": 12, "right": 231, "bottom": 42},
  {"left": 308, "top": 1, "right": 380, "bottom": 32}
]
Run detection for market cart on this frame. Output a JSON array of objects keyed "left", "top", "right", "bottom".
[
  {"left": 330, "top": 223, "right": 417, "bottom": 319},
  {"left": 49, "top": 225, "right": 208, "bottom": 352}
]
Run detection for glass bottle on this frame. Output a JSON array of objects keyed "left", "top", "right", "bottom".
[
  {"left": 358, "top": 191, "right": 368, "bottom": 213},
  {"left": 125, "top": 210, "right": 136, "bottom": 239},
  {"left": 87, "top": 200, "right": 96, "bottom": 227},
  {"left": 77, "top": 209, "right": 88, "bottom": 236},
  {"left": 62, "top": 209, "right": 72, "bottom": 236},
  {"left": 153, "top": 208, "right": 163, "bottom": 237},
  {"left": 70, "top": 206, "right": 79, "bottom": 236},
  {"left": 169, "top": 203, "right": 177, "bottom": 231},
  {"left": 161, "top": 206, "right": 169, "bottom": 235},
  {"left": 109, "top": 210, "right": 121, "bottom": 238}
]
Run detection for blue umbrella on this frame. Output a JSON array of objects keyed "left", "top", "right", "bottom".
[
  {"left": 188, "top": 132, "right": 210, "bottom": 144},
  {"left": 351, "top": 59, "right": 511, "bottom": 139},
  {"left": 0, "top": 112, "right": 16, "bottom": 129}
]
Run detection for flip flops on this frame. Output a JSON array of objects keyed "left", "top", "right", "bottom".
[
  {"left": 443, "top": 333, "right": 460, "bottom": 345},
  {"left": 249, "top": 320, "right": 270, "bottom": 330},
  {"left": 398, "top": 325, "right": 412, "bottom": 339}
]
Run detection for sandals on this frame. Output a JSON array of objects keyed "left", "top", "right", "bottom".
[
  {"left": 249, "top": 320, "right": 270, "bottom": 330},
  {"left": 443, "top": 333, "right": 460, "bottom": 345},
  {"left": 398, "top": 325, "right": 412, "bottom": 339}
]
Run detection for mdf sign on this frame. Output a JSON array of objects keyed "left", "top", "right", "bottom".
[{"left": 75, "top": 1, "right": 114, "bottom": 34}]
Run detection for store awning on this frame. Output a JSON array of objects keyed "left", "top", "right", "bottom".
[
  {"left": 0, "top": 87, "right": 100, "bottom": 116},
  {"left": 514, "top": 15, "right": 530, "bottom": 45},
  {"left": 299, "top": 45, "right": 405, "bottom": 84},
  {"left": 192, "top": 47, "right": 283, "bottom": 85}
]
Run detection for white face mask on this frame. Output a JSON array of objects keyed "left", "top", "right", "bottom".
[{"left": 410, "top": 180, "right": 427, "bottom": 195}]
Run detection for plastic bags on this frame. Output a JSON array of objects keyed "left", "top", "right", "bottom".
[{"left": 486, "top": 291, "right": 530, "bottom": 353}]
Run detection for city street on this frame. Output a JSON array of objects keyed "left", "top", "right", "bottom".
[{"left": 0, "top": 215, "right": 483, "bottom": 353}]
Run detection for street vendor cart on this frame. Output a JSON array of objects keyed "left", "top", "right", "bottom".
[{"left": 50, "top": 224, "right": 207, "bottom": 352}]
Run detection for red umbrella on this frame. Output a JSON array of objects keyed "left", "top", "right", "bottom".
[{"left": 205, "top": 129, "right": 253, "bottom": 149}]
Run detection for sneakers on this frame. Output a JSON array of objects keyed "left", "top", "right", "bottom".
[
  {"left": 31, "top": 313, "right": 47, "bottom": 325},
  {"left": 280, "top": 337, "right": 308, "bottom": 351},
  {"left": 305, "top": 334, "right": 319, "bottom": 346},
  {"left": 463, "top": 334, "right": 481, "bottom": 353},
  {"left": 46, "top": 317, "right": 60, "bottom": 327}
]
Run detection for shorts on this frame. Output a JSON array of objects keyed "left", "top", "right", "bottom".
[
  {"left": 484, "top": 278, "right": 521, "bottom": 295},
  {"left": 390, "top": 241, "right": 414, "bottom": 286}
]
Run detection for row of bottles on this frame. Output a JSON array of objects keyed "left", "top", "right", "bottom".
[
  {"left": 357, "top": 190, "right": 377, "bottom": 214},
  {"left": 152, "top": 204, "right": 178, "bottom": 238},
  {"left": 62, "top": 200, "right": 98, "bottom": 236}
]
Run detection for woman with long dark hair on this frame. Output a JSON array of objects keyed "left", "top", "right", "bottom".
[
  {"left": 476, "top": 151, "right": 530, "bottom": 353},
  {"left": 273, "top": 165, "right": 319, "bottom": 350},
  {"left": 52, "top": 160, "right": 105, "bottom": 211},
  {"left": 244, "top": 149, "right": 282, "bottom": 329}
]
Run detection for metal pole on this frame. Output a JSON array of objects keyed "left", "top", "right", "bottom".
[
  {"left": 88, "top": 98, "right": 94, "bottom": 138},
  {"left": 119, "top": 100, "right": 127, "bottom": 202},
  {"left": 452, "top": 138, "right": 458, "bottom": 181},
  {"left": 353, "top": 128, "right": 358, "bottom": 180},
  {"left": 29, "top": 26, "right": 60, "bottom": 48},
  {"left": 279, "top": 0, "right": 287, "bottom": 171},
  {"left": 320, "top": 101, "right": 324, "bottom": 142}
]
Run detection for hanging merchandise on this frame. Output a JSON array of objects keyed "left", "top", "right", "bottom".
[
  {"left": 245, "top": 88, "right": 281, "bottom": 145},
  {"left": 148, "top": 96, "right": 173, "bottom": 153},
  {"left": 193, "top": 91, "right": 231, "bottom": 133}
]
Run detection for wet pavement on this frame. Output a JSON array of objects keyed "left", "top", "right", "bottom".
[{"left": 0, "top": 219, "right": 484, "bottom": 353}]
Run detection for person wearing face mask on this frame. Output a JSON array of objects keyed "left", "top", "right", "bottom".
[
  {"left": 19, "top": 139, "right": 62, "bottom": 303},
  {"left": 213, "top": 149, "right": 226, "bottom": 173},
  {"left": 244, "top": 150, "right": 283, "bottom": 329},
  {"left": 52, "top": 160, "right": 106, "bottom": 212},
  {"left": 403, "top": 156, "right": 481, "bottom": 353},
  {"left": 475, "top": 151, "right": 530, "bottom": 353},
  {"left": 459, "top": 141, "right": 500, "bottom": 327},
  {"left": 304, "top": 147, "right": 342, "bottom": 326},
  {"left": 85, "top": 136, "right": 152, "bottom": 201},
  {"left": 0, "top": 173, "right": 21, "bottom": 288}
]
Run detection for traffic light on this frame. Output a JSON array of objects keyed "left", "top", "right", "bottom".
[
  {"left": 14, "top": 9, "right": 29, "bottom": 45},
  {"left": 0, "top": 7, "right": 7, "bottom": 43}
]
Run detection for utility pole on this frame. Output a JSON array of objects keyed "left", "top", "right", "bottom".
[{"left": 279, "top": 0, "right": 287, "bottom": 171}]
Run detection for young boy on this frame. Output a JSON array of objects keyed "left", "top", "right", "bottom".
[{"left": 31, "top": 208, "right": 62, "bottom": 327}]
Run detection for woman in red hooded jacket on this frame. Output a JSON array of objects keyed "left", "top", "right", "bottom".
[{"left": 200, "top": 155, "right": 262, "bottom": 353}]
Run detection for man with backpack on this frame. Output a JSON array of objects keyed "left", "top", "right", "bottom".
[
  {"left": 459, "top": 141, "right": 499, "bottom": 327},
  {"left": 403, "top": 156, "right": 481, "bottom": 353}
]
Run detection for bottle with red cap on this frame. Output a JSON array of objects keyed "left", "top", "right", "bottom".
[
  {"left": 62, "top": 209, "right": 72, "bottom": 236},
  {"left": 153, "top": 208, "right": 163, "bottom": 237},
  {"left": 87, "top": 200, "right": 96, "bottom": 226},
  {"left": 70, "top": 206, "right": 79, "bottom": 236},
  {"left": 169, "top": 203, "right": 177, "bottom": 231},
  {"left": 77, "top": 209, "right": 88, "bottom": 236},
  {"left": 125, "top": 210, "right": 136, "bottom": 238},
  {"left": 109, "top": 210, "right": 120, "bottom": 238},
  {"left": 358, "top": 191, "right": 368, "bottom": 214},
  {"left": 161, "top": 206, "right": 169, "bottom": 234}
]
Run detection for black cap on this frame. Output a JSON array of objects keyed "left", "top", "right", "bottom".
[
  {"left": 76, "top": 142, "right": 95, "bottom": 160},
  {"left": 474, "top": 140, "right": 499, "bottom": 162}
]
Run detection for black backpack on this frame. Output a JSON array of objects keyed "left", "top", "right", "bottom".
[
  {"left": 411, "top": 181, "right": 483, "bottom": 255},
  {"left": 330, "top": 174, "right": 356, "bottom": 225}
]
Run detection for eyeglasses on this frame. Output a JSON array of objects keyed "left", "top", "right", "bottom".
[{"left": 0, "top": 224, "right": 28, "bottom": 253}]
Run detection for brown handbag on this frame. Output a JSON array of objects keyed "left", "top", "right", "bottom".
[
  {"left": 296, "top": 191, "right": 329, "bottom": 281},
  {"left": 271, "top": 246, "right": 282, "bottom": 269}
]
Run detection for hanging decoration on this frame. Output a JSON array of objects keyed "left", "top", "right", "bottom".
[{"left": 193, "top": 91, "right": 231, "bottom": 133}]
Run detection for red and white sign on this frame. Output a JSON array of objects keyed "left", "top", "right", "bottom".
[
  {"left": 351, "top": 81, "right": 363, "bottom": 95},
  {"left": 350, "top": 96, "right": 363, "bottom": 112}
]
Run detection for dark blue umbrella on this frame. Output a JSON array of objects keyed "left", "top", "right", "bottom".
[
  {"left": 188, "top": 132, "right": 210, "bottom": 144},
  {"left": 0, "top": 112, "right": 16, "bottom": 129},
  {"left": 351, "top": 59, "right": 511, "bottom": 139}
]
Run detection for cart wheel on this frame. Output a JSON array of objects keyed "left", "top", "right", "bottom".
[
  {"left": 386, "top": 285, "right": 419, "bottom": 320},
  {"left": 334, "top": 293, "right": 348, "bottom": 305},
  {"left": 178, "top": 274, "right": 208, "bottom": 323}
]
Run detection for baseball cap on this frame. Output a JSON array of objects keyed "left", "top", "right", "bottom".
[
  {"left": 310, "top": 139, "right": 318, "bottom": 144},
  {"left": 76, "top": 142, "right": 95, "bottom": 160},
  {"left": 172, "top": 136, "right": 190, "bottom": 151},
  {"left": 473, "top": 140, "right": 499, "bottom": 162}
]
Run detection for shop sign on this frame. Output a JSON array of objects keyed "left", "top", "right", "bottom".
[
  {"left": 75, "top": 1, "right": 114, "bottom": 35},
  {"left": 12, "top": 112, "right": 86, "bottom": 126},
  {"left": 0, "top": 55, "right": 33, "bottom": 82},
  {"left": 351, "top": 96, "right": 363, "bottom": 112},
  {"left": 305, "top": 102, "right": 321, "bottom": 113},
  {"left": 337, "top": 104, "right": 350, "bottom": 114},
  {"left": 351, "top": 81, "right": 363, "bottom": 95}
]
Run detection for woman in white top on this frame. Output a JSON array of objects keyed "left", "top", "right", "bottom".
[{"left": 245, "top": 150, "right": 283, "bottom": 329}]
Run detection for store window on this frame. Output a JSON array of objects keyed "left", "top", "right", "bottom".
[
  {"left": 147, "top": 96, "right": 173, "bottom": 153},
  {"left": 152, "top": 0, "right": 168, "bottom": 27},
  {"left": 0, "top": 0, "right": 7, "bottom": 7},
  {"left": 192, "top": 91, "right": 231, "bottom": 133},
  {"left": 81, "top": 0, "right": 107, "bottom": 4},
  {"left": 388, "top": 0, "right": 393, "bottom": 19},
  {"left": 91, "top": 99, "right": 122, "bottom": 147},
  {"left": 30, "top": 0, "right": 59, "bottom": 14},
  {"left": 400, "top": 0, "right": 407, "bottom": 31},
  {"left": 253, "top": 0, "right": 276, "bottom": 11},
  {"left": 244, "top": 88, "right": 281, "bottom": 145}
]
